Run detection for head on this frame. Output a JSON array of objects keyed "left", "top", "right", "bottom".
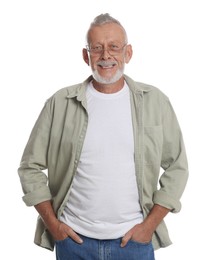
[{"left": 83, "top": 13, "right": 132, "bottom": 88}]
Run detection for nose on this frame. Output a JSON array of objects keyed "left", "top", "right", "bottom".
[{"left": 100, "top": 49, "right": 112, "bottom": 59}]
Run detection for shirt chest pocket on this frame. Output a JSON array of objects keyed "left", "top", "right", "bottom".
[{"left": 144, "top": 125, "right": 163, "bottom": 165}]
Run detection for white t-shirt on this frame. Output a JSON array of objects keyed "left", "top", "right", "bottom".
[{"left": 60, "top": 82, "right": 143, "bottom": 239}]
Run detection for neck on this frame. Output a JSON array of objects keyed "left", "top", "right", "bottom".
[{"left": 92, "top": 77, "right": 125, "bottom": 94}]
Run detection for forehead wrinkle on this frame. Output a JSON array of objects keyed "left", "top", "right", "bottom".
[{"left": 91, "top": 40, "right": 123, "bottom": 47}]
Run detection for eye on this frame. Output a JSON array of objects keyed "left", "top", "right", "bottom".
[
  {"left": 91, "top": 45, "right": 103, "bottom": 52},
  {"left": 110, "top": 44, "right": 120, "bottom": 50}
]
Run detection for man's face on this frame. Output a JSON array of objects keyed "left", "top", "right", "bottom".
[{"left": 83, "top": 23, "right": 132, "bottom": 85}]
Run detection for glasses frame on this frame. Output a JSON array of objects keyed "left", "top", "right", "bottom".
[{"left": 86, "top": 43, "right": 127, "bottom": 56}]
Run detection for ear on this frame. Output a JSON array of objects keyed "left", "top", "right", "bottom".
[
  {"left": 124, "top": 44, "right": 133, "bottom": 64},
  {"left": 83, "top": 48, "right": 90, "bottom": 65}
]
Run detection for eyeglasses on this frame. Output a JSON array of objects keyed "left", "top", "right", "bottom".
[{"left": 86, "top": 43, "right": 127, "bottom": 56}]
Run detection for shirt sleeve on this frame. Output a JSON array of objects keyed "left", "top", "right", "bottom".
[
  {"left": 18, "top": 99, "right": 53, "bottom": 206},
  {"left": 153, "top": 98, "right": 189, "bottom": 213}
]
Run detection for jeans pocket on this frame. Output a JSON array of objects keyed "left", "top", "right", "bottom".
[
  {"left": 129, "top": 239, "right": 152, "bottom": 246},
  {"left": 55, "top": 236, "right": 70, "bottom": 244},
  {"left": 127, "top": 240, "right": 155, "bottom": 259}
]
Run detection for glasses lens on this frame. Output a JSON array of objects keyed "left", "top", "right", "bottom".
[{"left": 87, "top": 44, "right": 127, "bottom": 56}]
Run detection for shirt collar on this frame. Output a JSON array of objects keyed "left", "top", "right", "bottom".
[{"left": 66, "top": 74, "right": 152, "bottom": 101}]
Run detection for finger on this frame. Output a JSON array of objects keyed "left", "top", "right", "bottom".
[
  {"left": 68, "top": 229, "right": 83, "bottom": 244},
  {"left": 120, "top": 233, "right": 132, "bottom": 248}
]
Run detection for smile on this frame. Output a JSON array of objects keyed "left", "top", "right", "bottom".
[{"left": 97, "top": 61, "right": 117, "bottom": 69}]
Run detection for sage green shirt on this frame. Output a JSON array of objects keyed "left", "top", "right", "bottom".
[{"left": 18, "top": 75, "right": 188, "bottom": 250}]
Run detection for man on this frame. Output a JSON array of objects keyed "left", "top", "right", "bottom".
[{"left": 18, "top": 13, "right": 188, "bottom": 260}]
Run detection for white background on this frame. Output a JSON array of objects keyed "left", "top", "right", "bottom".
[{"left": 1, "top": 0, "right": 208, "bottom": 259}]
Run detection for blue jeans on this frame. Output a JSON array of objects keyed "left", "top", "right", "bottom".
[{"left": 55, "top": 234, "right": 155, "bottom": 260}]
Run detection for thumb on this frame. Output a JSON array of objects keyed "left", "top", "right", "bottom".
[{"left": 120, "top": 232, "right": 132, "bottom": 248}]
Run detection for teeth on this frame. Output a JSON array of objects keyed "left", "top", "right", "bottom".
[
  {"left": 97, "top": 62, "right": 116, "bottom": 68},
  {"left": 102, "top": 65, "right": 113, "bottom": 68}
]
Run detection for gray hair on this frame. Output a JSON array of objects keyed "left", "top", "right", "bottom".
[{"left": 86, "top": 13, "right": 128, "bottom": 44}]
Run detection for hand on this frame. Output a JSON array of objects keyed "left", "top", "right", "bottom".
[
  {"left": 120, "top": 222, "right": 153, "bottom": 247},
  {"left": 34, "top": 201, "right": 83, "bottom": 244},
  {"left": 51, "top": 220, "right": 83, "bottom": 244}
]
